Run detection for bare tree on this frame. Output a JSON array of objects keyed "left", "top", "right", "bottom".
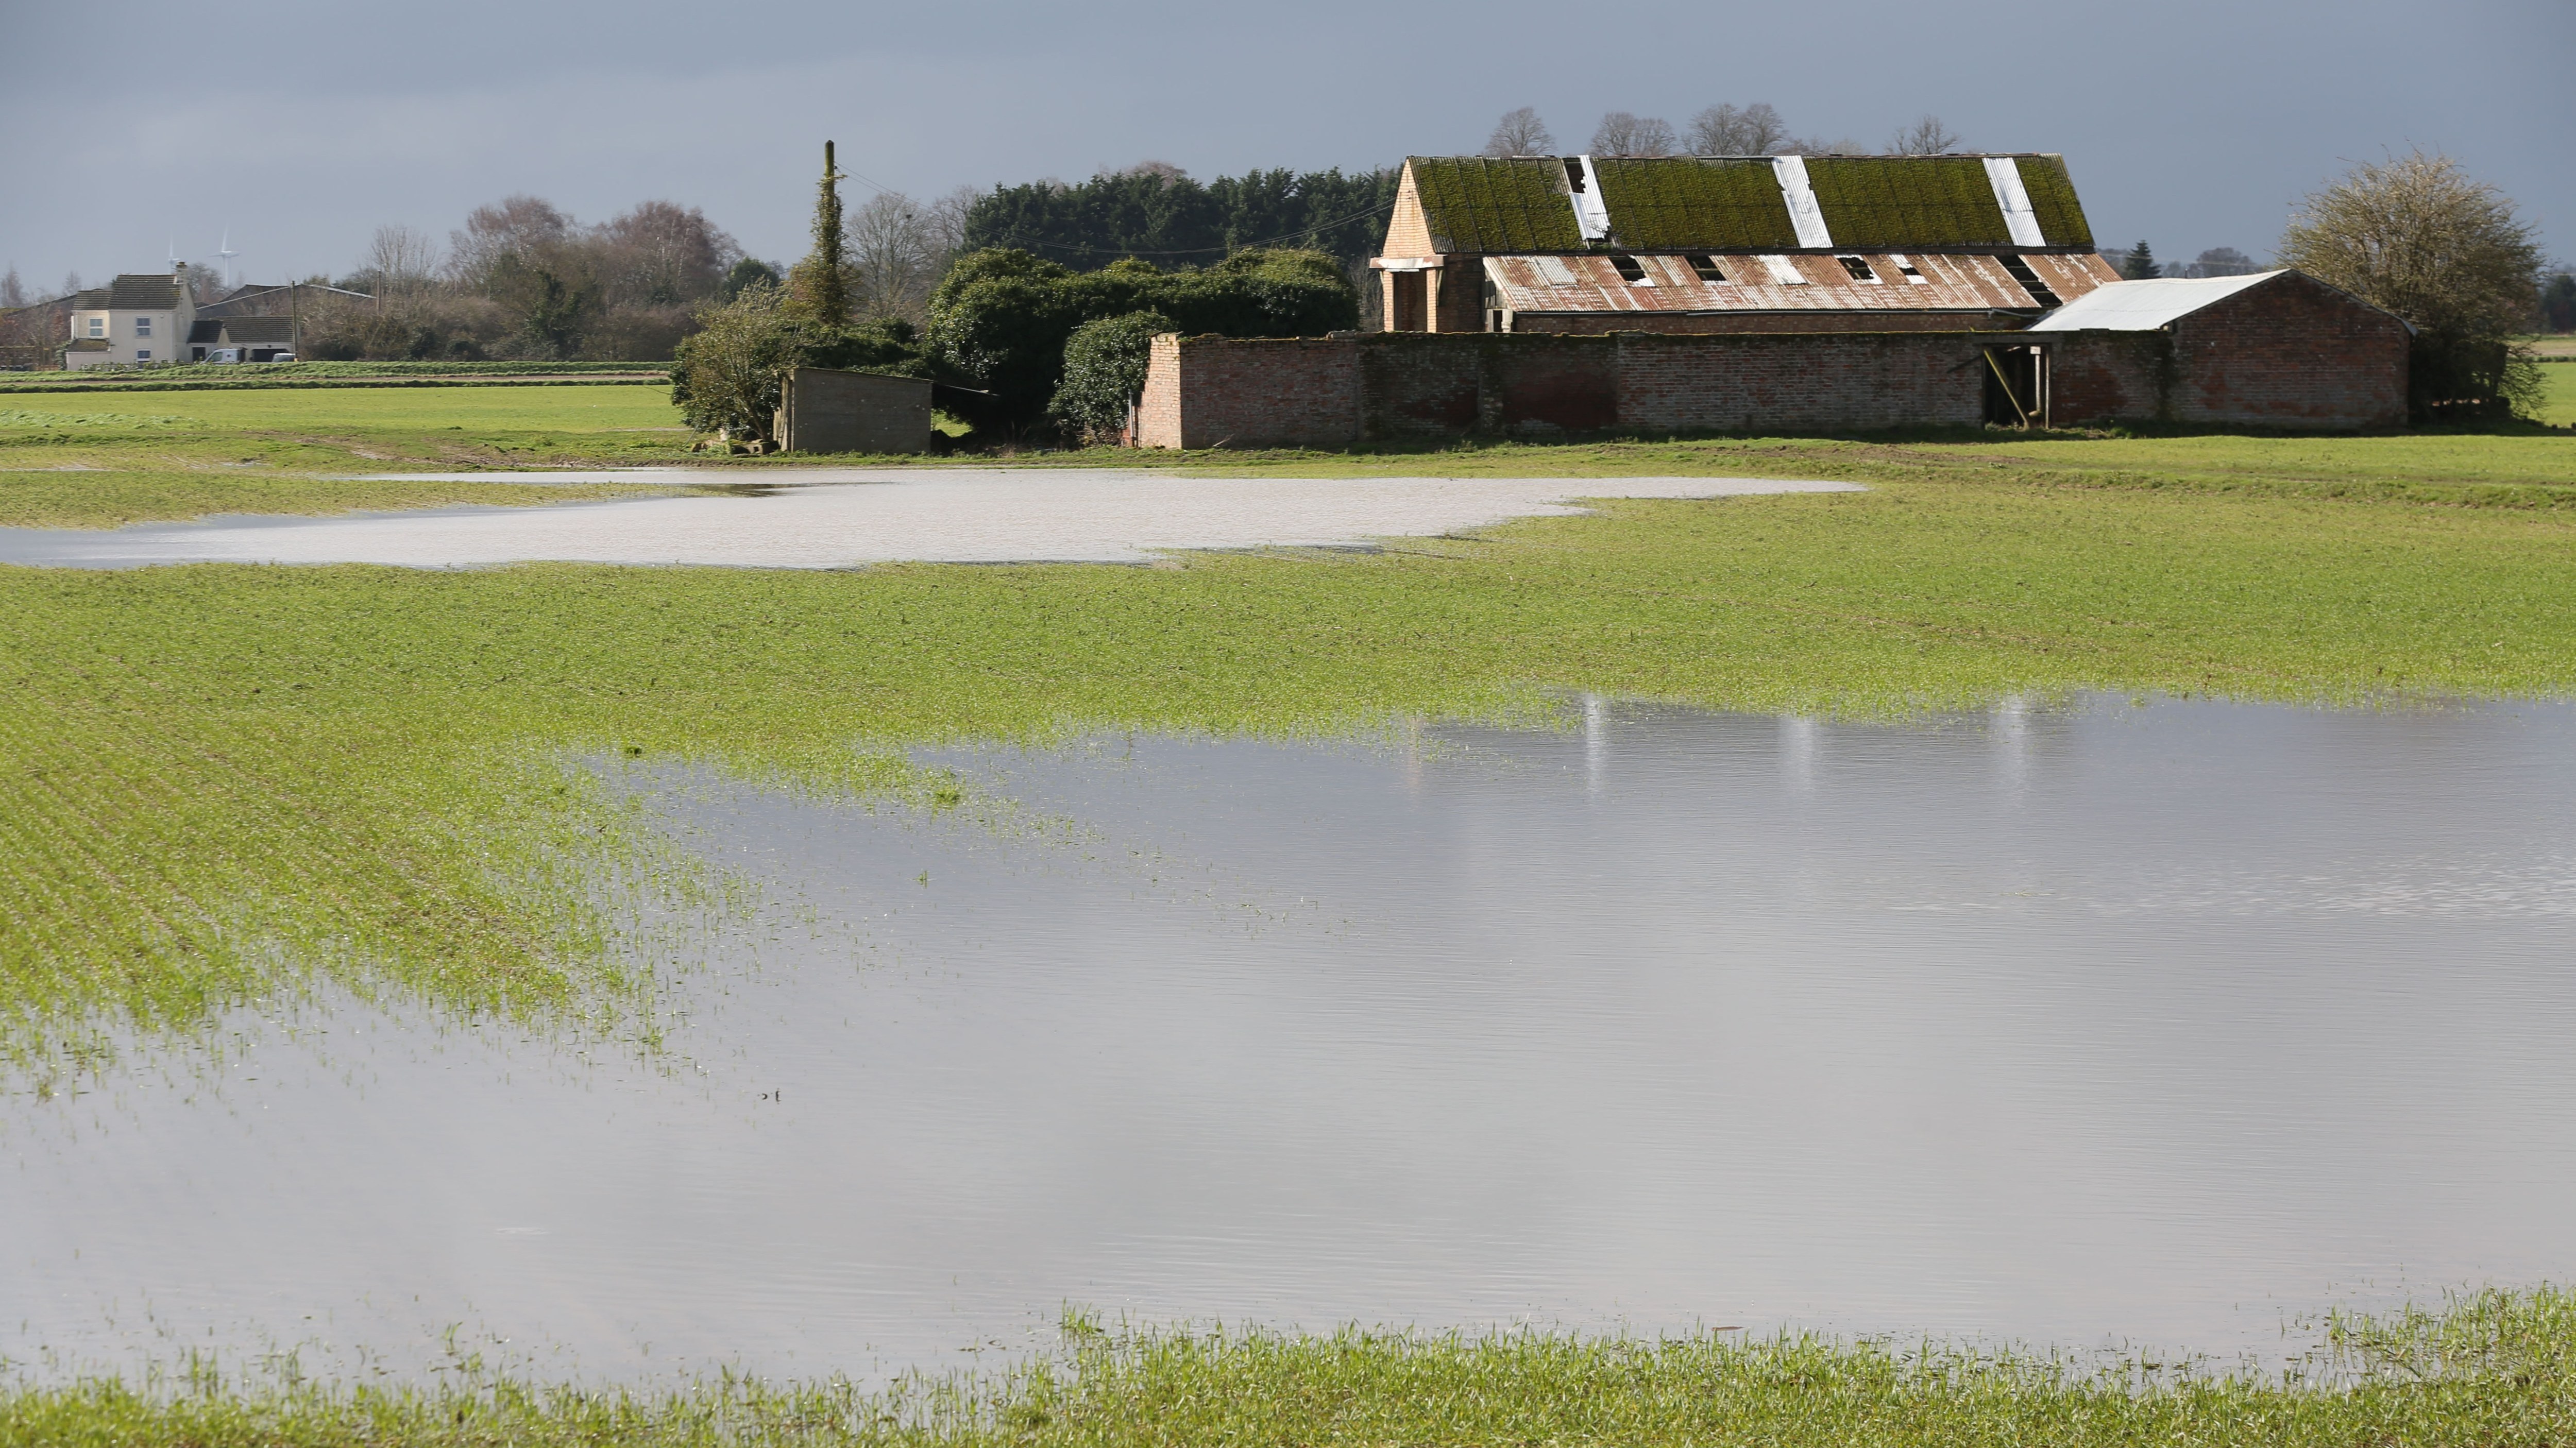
[
  {"left": 1590, "top": 112, "right": 1676, "bottom": 156},
  {"left": 2279, "top": 149, "right": 2544, "bottom": 418},
  {"left": 1111, "top": 160, "right": 1187, "bottom": 184},
  {"left": 61, "top": 270, "right": 83, "bottom": 298},
  {"left": 1685, "top": 103, "right": 1789, "bottom": 155},
  {"left": 0, "top": 265, "right": 23, "bottom": 309},
  {"left": 448, "top": 194, "right": 573, "bottom": 290},
  {"left": 1482, "top": 106, "right": 1555, "bottom": 157},
  {"left": 594, "top": 200, "right": 740, "bottom": 308},
  {"left": 1783, "top": 134, "right": 1867, "bottom": 156},
  {"left": 366, "top": 224, "right": 444, "bottom": 298},
  {"left": 921, "top": 185, "right": 981, "bottom": 262},
  {"left": 1886, "top": 114, "right": 1963, "bottom": 155},
  {"left": 845, "top": 190, "right": 941, "bottom": 326}
]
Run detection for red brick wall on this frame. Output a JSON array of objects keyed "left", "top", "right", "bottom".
[
  {"left": 1615, "top": 333, "right": 1987, "bottom": 434},
  {"left": 1136, "top": 334, "right": 1360, "bottom": 449},
  {"left": 2047, "top": 274, "right": 2408, "bottom": 429},
  {"left": 2171, "top": 273, "right": 2408, "bottom": 427},
  {"left": 1138, "top": 292, "right": 2406, "bottom": 449}
]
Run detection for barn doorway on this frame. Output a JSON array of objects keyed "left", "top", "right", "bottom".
[
  {"left": 1981, "top": 345, "right": 2048, "bottom": 428},
  {"left": 1389, "top": 270, "right": 1427, "bottom": 332}
]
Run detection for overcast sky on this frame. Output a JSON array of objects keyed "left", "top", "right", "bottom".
[{"left": 6, "top": 0, "right": 2568, "bottom": 293}]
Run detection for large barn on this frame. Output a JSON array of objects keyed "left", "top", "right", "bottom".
[
  {"left": 1134, "top": 152, "right": 2410, "bottom": 447},
  {"left": 1375, "top": 152, "right": 2117, "bottom": 335}
]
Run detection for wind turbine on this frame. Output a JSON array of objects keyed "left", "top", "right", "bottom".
[{"left": 217, "top": 227, "right": 239, "bottom": 290}]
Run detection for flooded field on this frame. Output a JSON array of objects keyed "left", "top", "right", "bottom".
[
  {"left": 8, "top": 694, "right": 2573, "bottom": 1384},
  {"left": 0, "top": 469, "right": 1856, "bottom": 568}
]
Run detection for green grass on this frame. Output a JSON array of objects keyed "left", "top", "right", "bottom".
[
  {"left": 0, "top": 384, "right": 694, "bottom": 525},
  {"left": 8, "top": 1287, "right": 2573, "bottom": 1447}
]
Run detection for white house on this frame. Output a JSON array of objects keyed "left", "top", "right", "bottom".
[{"left": 62, "top": 267, "right": 197, "bottom": 368}]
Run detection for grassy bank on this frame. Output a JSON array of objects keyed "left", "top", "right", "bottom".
[{"left": 8, "top": 1287, "right": 2572, "bottom": 1447}]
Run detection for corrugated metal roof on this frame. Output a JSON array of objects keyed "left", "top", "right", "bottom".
[
  {"left": 2024, "top": 271, "right": 2282, "bottom": 331},
  {"left": 1484, "top": 251, "right": 2117, "bottom": 315},
  {"left": 1404, "top": 154, "right": 2096, "bottom": 256}
]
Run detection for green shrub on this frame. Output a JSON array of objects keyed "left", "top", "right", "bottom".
[
  {"left": 1049, "top": 310, "right": 1175, "bottom": 441},
  {"left": 668, "top": 282, "right": 925, "bottom": 439},
  {"left": 927, "top": 248, "right": 1353, "bottom": 438}
]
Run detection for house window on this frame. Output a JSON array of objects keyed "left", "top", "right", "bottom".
[
  {"left": 135, "top": 349, "right": 152, "bottom": 361},
  {"left": 86, "top": 316, "right": 105, "bottom": 337},
  {"left": 135, "top": 315, "right": 152, "bottom": 336},
  {"left": 1836, "top": 256, "right": 1880, "bottom": 283},
  {"left": 1683, "top": 254, "right": 1727, "bottom": 282}
]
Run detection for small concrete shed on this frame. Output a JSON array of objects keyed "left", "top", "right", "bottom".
[{"left": 774, "top": 367, "right": 934, "bottom": 454}]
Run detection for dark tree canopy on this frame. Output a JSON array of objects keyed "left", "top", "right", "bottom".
[
  {"left": 2118, "top": 241, "right": 2160, "bottom": 280},
  {"left": 961, "top": 166, "right": 1401, "bottom": 270}
]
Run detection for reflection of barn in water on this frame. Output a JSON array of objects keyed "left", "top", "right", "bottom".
[{"left": 1137, "top": 154, "right": 2410, "bottom": 446}]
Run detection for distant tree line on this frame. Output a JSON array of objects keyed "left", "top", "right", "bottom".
[{"left": 960, "top": 164, "right": 1402, "bottom": 270}]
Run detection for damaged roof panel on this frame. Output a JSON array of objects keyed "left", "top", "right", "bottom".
[
  {"left": 2011, "top": 155, "right": 2094, "bottom": 250},
  {"left": 1805, "top": 157, "right": 2013, "bottom": 248},
  {"left": 1483, "top": 251, "right": 2117, "bottom": 316}
]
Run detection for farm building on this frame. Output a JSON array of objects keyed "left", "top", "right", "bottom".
[{"left": 1136, "top": 154, "right": 2408, "bottom": 445}]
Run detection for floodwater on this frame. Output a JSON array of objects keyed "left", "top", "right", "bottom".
[
  {"left": 0, "top": 469, "right": 1857, "bottom": 568},
  {"left": 8, "top": 694, "right": 2575, "bottom": 1383}
]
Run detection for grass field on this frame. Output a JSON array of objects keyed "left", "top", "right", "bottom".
[
  {"left": 7, "top": 1288, "right": 2572, "bottom": 1447},
  {"left": 1, "top": 383, "right": 2571, "bottom": 1039}
]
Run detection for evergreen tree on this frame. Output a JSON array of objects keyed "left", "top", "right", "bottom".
[
  {"left": 791, "top": 140, "right": 850, "bottom": 326},
  {"left": 2120, "top": 241, "right": 2159, "bottom": 280}
]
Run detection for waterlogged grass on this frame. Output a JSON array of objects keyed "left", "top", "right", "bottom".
[
  {"left": 5, "top": 470, "right": 2575, "bottom": 1048},
  {"left": 0, "top": 384, "right": 692, "bottom": 525},
  {"left": 8, "top": 1287, "right": 2573, "bottom": 1447}
]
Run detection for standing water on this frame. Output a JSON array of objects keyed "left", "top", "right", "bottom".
[{"left": 8, "top": 694, "right": 2574, "bottom": 1381}]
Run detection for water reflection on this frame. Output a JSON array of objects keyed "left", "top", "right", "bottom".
[{"left": 7, "top": 694, "right": 2574, "bottom": 1384}]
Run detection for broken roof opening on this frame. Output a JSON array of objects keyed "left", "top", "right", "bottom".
[
  {"left": 1836, "top": 256, "right": 1879, "bottom": 283},
  {"left": 1998, "top": 253, "right": 2062, "bottom": 308},
  {"left": 1684, "top": 253, "right": 1728, "bottom": 282},
  {"left": 1609, "top": 254, "right": 1648, "bottom": 283}
]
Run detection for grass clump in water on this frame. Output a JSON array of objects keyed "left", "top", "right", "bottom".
[{"left": 7, "top": 1287, "right": 2573, "bottom": 1446}]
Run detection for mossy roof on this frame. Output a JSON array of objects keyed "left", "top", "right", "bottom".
[
  {"left": 1403, "top": 155, "right": 2095, "bottom": 253},
  {"left": 1405, "top": 158, "right": 1584, "bottom": 253},
  {"left": 1591, "top": 159, "right": 1802, "bottom": 250}
]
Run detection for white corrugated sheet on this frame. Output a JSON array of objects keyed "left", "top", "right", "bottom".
[
  {"left": 2025, "top": 271, "right": 2283, "bottom": 331},
  {"left": 1983, "top": 158, "right": 2047, "bottom": 249},
  {"left": 1771, "top": 156, "right": 1835, "bottom": 249},
  {"left": 1567, "top": 156, "right": 1613, "bottom": 242}
]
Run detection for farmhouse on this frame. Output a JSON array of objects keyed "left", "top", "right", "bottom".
[
  {"left": 61, "top": 268, "right": 197, "bottom": 368},
  {"left": 1137, "top": 153, "right": 2408, "bottom": 445}
]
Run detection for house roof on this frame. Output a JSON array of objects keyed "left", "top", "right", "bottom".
[
  {"left": 217, "top": 315, "right": 296, "bottom": 343},
  {"left": 1403, "top": 154, "right": 2095, "bottom": 256},
  {"left": 102, "top": 274, "right": 186, "bottom": 310},
  {"left": 2024, "top": 271, "right": 2282, "bottom": 331},
  {"left": 69, "top": 288, "right": 111, "bottom": 310},
  {"left": 1484, "top": 250, "right": 2118, "bottom": 316},
  {"left": 62, "top": 337, "right": 111, "bottom": 352}
]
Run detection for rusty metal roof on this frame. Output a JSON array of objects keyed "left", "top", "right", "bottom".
[
  {"left": 1483, "top": 251, "right": 2117, "bottom": 315},
  {"left": 1403, "top": 154, "right": 2097, "bottom": 256}
]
